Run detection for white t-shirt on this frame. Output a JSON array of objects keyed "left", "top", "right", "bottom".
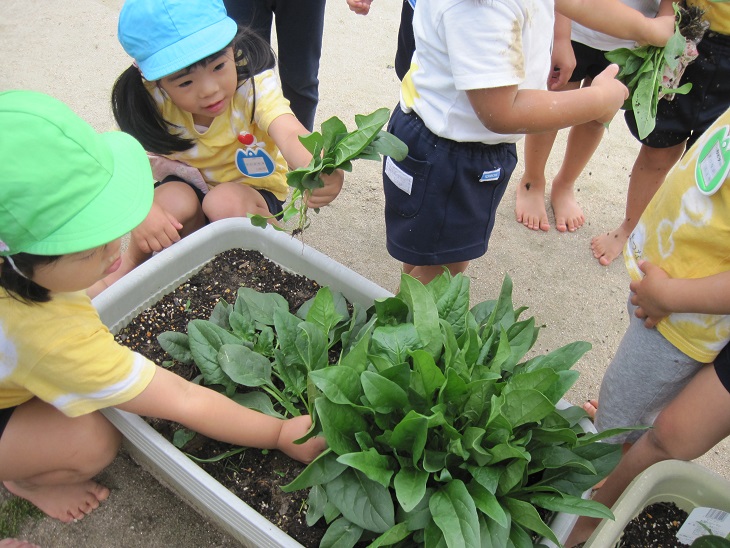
[
  {"left": 571, "top": 0, "right": 660, "bottom": 52},
  {"left": 400, "top": 0, "right": 553, "bottom": 144}
]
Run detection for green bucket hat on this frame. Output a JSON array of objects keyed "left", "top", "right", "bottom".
[{"left": 0, "top": 90, "right": 153, "bottom": 257}]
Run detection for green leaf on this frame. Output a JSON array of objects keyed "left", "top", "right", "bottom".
[
  {"left": 325, "top": 469, "right": 395, "bottom": 533},
  {"left": 503, "top": 497, "right": 560, "bottom": 547},
  {"left": 394, "top": 466, "right": 429, "bottom": 512},
  {"left": 430, "top": 480, "right": 481, "bottom": 548},
  {"left": 217, "top": 344, "right": 272, "bottom": 387},
  {"left": 296, "top": 321, "right": 329, "bottom": 371},
  {"left": 187, "top": 320, "right": 242, "bottom": 389},
  {"left": 320, "top": 517, "right": 364, "bottom": 548},
  {"left": 309, "top": 366, "right": 362, "bottom": 405},
  {"left": 172, "top": 428, "right": 196, "bottom": 449},
  {"left": 157, "top": 331, "right": 193, "bottom": 364},
  {"left": 306, "top": 485, "right": 327, "bottom": 526},
  {"left": 390, "top": 410, "right": 429, "bottom": 465},
  {"left": 235, "top": 287, "right": 289, "bottom": 326},
  {"left": 367, "top": 522, "right": 412, "bottom": 547},
  {"left": 466, "top": 481, "right": 508, "bottom": 528},
  {"left": 501, "top": 388, "right": 555, "bottom": 428},
  {"left": 282, "top": 449, "right": 347, "bottom": 492},
  {"left": 337, "top": 449, "right": 395, "bottom": 489},
  {"left": 361, "top": 370, "right": 410, "bottom": 413},
  {"left": 399, "top": 274, "right": 443, "bottom": 359},
  {"left": 230, "top": 391, "right": 285, "bottom": 418},
  {"left": 316, "top": 398, "right": 369, "bottom": 455},
  {"left": 526, "top": 492, "right": 614, "bottom": 520},
  {"left": 371, "top": 130, "right": 408, "bottom": 161}
]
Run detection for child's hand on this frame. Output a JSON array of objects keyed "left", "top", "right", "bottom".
[
  {"left": 307, "top": 169, "right": 345, "bottom": 209},
  {"left": 131, "top": 202, "right": 183, "bottom": 254},
  {"left": 629, "top": 260, "right": 672, "bottom": 328},
  {"left": 277, "top": 415, "right": 327, "bottom": 464},
  {"left": 589, "top": 64, "right": 629, "bottom": 124},
  {"left": 347, "top": 0, "right": 373, "bottom": 15},
  {"left": 638, "top": 14, "right": 675, "bottom": 47},
  {"left": 549, "top": 37, "right": 576, "bottom": 90}
]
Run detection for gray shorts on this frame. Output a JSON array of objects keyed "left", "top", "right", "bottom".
[{"left": 594, "top": 297, "right": 705, "bottom": 444}]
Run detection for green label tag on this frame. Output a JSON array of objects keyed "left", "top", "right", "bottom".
[{"left": 695, "top": 125, "right": 730, "bottom": 196}]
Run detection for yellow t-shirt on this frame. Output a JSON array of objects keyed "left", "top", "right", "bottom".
[
  {"left": 0, "top": 290, "right": 156, "bottom": 417},
  {"left": 146, "top": 69, "right": 292, "bottom": 201},
  {"left": 624, "top": 107, "right": 730, "bottom": 363},
  {"left": 688, "top": 0, "right": 730, "bottom": 35}
]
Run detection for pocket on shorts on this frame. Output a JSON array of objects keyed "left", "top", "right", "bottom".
[{"left": 383, "top": 154, "right": 431, "bottom": 218}]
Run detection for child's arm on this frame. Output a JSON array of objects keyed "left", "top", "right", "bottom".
[
  {"left": 629, "top": 260, "right": 730, "bottom": 328},
  {"left": 116, "top": 366, "right": 326, "bottom": 464},
  {"left": 267, "top": 113, "right": 345, "bottom": 209},
  {"left": 467, "top": 64, "right": 628, "bottom": 134},
  {"left": 549, "top": 12, "right": 576, "bottom": 90},
  {"left": 556, "top": 0, "right": 675, "bottom": 46}
]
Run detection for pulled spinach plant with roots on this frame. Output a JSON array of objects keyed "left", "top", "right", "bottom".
[
  {"left": 605, "top": 2, "right": 708, "bottom": 139},
  {"left": 249, "top": 107, "right": 408, "bottom": 235},
  {"left": 158, "top": 272, "right": 639, "bottom": 547}
]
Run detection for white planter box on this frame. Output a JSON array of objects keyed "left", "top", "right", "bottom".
[
  {"left": 93, "top": 217, "right": 594, "bottom": 547},
  {"left": 585, "top": 460, "right": 730, "bottom": 547}
]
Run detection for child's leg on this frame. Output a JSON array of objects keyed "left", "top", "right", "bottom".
[
  {"left": 591, "top": 142, "right": 684, "bottom": 266},
  {"left": 88, "top": 181, "right": 205, "bottom": 297},
  {"left": 0, "top": 399, "right": 121, "bottom": 522},
  {"left": 202, "top": 182, "right": 273, "bottom": 221},
  {"left": 515, "top": 131, "right": 557, "bottom": 232},
  {"left": 593, "top": 298, "right": 703, "bottom": 445},
  {"left": 550, "top": 116, "right": 605, "bottom": 233},
  {"left": 567, "top": 364, "right": 730, "bottom": 547},
  {"left": 403, "top": 261, "right": 470, "bottom": 285}
]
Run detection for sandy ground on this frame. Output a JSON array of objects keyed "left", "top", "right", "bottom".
[{"left": 1, "top": 0, "right": 728, "bottom": 546}]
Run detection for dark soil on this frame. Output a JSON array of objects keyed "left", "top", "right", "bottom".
[
  {"left": 619, "top": 502, "right": 690, "bottom": 548},
  {"left": 115, "top": 248, "right": 327, "bottom": 547}
]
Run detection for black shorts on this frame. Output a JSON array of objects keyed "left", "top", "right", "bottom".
[
  {"left": 625, "top": 31, "right": 730, "bottom": 149},
  {"left": 383, "top": 106, "right": 517, "bottom": 265},
  {"left": 715, "top": 343, "right": 730, "bottom": 395},
  {"left": 569, "top": 40, "right": 611, "bottom": 83},
  {"left": 155, "top": 176, "right": 284, "bottom": 217},
  {"left": 0, "top": 406, "right": 16, "bottom": 440}
]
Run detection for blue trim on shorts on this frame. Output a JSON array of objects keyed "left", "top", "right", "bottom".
[
  {"left": 569, "top": 41, "right": 611, "bottom": 82},
  {"left": 625, "top": 31, "right": 730, "bottom": 149},
  {"left": 382, "top": 106, "right": 517, "bottom": 265},
  {"left": 0, "top": 406, "right": 16, "bottom": 439}
]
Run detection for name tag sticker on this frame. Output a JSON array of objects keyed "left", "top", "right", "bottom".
[
  {"left": 480, "top": 168, "right": 501, "bottom": 182},
  {"left": 385, "top": 156, "right": 413, "bottom": 195},
  {"left": 695, "top": 125, "right": 730, "bottom": 196}
]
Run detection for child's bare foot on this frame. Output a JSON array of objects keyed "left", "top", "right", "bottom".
[
  {"left": 3, "top": 480, "right": 110, "bottom": 523},
  {"left": 551, "top": 183, "right": 584, "bottom": 233},
  {"left": 591, "top": 226, "right": 631, "bottom": 266},
  {"left": 515, "top": 177, "right": 549, "bottom": 231},
  {"left": 583, "top": 399, "right": 598, "bottom": 420}
]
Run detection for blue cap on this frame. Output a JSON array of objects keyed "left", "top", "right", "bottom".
[{"left": 118, "top": 0, "right": 238, "bottom": 81}]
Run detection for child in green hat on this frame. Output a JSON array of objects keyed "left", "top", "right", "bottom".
[{"left": 0, "top": 91, "right": 325, "bottom": 523}]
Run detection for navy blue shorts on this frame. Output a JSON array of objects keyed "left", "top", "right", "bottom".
[
  {"left": 0, "top": 406, "right": 16, "bottom": 440},
  {"left": 625, "top": 31, "right": 730, "bottom": 149},
  {"left": 155, "top": 176, "right": 284, "bottom": 217},
  {"left": 383, "top": 107, "right": 517, "bottom": 265},
  {"left": 715, "top": 343, "right": 730, "bottom": 395},
  {"left": 569, "top": 41, "right": 611, "bottom": 83}
]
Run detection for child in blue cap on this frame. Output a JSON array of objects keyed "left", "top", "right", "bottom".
[
  {"left": 89, "top": 0, "right": 344, "bottom": 297},
  {"left": 0, "top": 91, "right": 325, "bottom": 523}
]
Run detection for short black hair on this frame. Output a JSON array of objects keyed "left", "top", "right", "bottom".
[
  {"left": 0, "top": 253, "right": 60, "bottom": 303},
  {"left": 111, "top": 25, "right": 276, "bottom": 155}
]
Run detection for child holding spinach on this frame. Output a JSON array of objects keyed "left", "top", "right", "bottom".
[
  {"left": 592, "top": 0, "right": 730, "bottom": 265},
  {"left": 0, "top": 90, "right": 325, "bottom": 524},
  {"left": 382, "top": 0, "right": 675, "bottom": 285},
  {"left": 89, "top": 0, "right": 344, "bottom": 297}
]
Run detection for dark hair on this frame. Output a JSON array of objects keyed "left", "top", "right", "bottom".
[
  {"left": 0, "top": 254, "right": 60, "bottom": 303},
  {"left": 111, "top": 26, "right": 276, "bottom": 155}
]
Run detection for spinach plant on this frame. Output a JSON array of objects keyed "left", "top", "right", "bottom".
[
  {"left": 249, "top": 107, "right": 408, "bottom": 234},
  {"left": 282, "top": 273, "right": 636, "bottom": 548},
  {"left": 158, "top": 272, "right": 636, "bottom": 547},
  {"left": 605, "top": 3, "right": 708, "bottom": 139}
]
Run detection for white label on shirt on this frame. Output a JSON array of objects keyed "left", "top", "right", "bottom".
[
  {"left": 242, "top": 156, "right": 269, "bottom": 176},
  {"left": 480, "top": 169, "right": 501, "bottom": 182},
  {"left": 676, "top": 507, "right": 730, "bottom": 544},
  {"left": 385, "top": 156, "right": 413, "bottom": 195}
]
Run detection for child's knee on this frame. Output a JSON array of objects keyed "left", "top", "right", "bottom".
[{"left": 76, "top": 413, "right": 122, "bottom": 474}]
